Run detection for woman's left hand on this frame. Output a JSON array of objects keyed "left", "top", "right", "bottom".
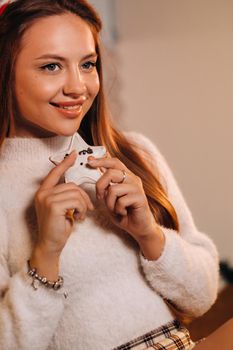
[{"left": 88, "top": 155, "right": 162, "bottom": 246}]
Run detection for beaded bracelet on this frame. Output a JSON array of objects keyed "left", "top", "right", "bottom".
[{"left": 27, "top": 260, "right": 64, "bottom": 292}]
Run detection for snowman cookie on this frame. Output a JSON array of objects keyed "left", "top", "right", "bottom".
[{"left": 49, "top": 132, "right": 106, "bottom": 186}]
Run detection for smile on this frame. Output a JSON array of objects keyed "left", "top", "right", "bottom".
[
  {"left": 53, "top": 104, "right": 81, "bottom": 111},
  {"left": 50, "top": 102, "right": 83, "bottom": 118},
  {"left": 50, "top": 102, "right": 83, "bottom": 109}
]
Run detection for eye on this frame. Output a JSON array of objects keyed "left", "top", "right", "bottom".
[
  {"left": 81, "top": 61, "right": 97, "bottom": 72},
  {"left": 40, "top": 63, "right": 61, "bottom": 72}
]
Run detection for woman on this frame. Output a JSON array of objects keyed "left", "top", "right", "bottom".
[{"left": 0, "top": 0, "right": 226, "bottom": 349}]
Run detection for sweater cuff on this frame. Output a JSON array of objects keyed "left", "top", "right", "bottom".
[
  {"left": 139, "top": 228, "right": 180, "bottom": 281},
  {"left": 12, "top": 263, "right": 68, "bottom": 302},
  {"left": 1, "top": 264, "right": 66, "bottom": 349}
]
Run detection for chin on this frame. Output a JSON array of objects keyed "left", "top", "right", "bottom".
[{"left": 55, "top": 126, "right": 80, "bottom": 137}]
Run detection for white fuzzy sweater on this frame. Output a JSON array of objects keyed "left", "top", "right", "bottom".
[{"left": 0, "top": 133, "right": 219, "bottom": 350}]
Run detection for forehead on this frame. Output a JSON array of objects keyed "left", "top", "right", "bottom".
[{"left": 19, "top": 13, "right": 96, "bottom": 58}]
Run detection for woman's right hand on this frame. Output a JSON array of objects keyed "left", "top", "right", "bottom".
[{"left": 30, "top": 150, "right": 94, "bottom": 278}]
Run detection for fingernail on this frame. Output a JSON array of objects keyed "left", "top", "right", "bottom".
[
  {"left": 64, "top": 150, "right": 77, "bottom": 159},
  {"left": 88, "top": 156, "right": 96, "bottom": 163}
]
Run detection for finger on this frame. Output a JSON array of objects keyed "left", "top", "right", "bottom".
[
  {"left": 114, "top": 193, "right": 146, "bottom": 216},
  {"left": 114, "top": 195, "right": 128, "bottom": 216},
  {"left": 41, "top": 150, "right": 77, "bottom": 191},
  {"left": 104, "top": 184, "right": 134, "bottom": 212},
  {"left": 96, "top": 169, "right": 129, "bottom": 199},
  {"left": 52, "top": 190, "right": 88, "bottom": 210},
  {"left": 52, "top": 182, "right": 79, "bottom": 194},
  {"left": 52, "top": 184, "right": 94, "bottom": 210},
  {"left": 75, "top": 187, "right": 95, "bottom": 211},
  {"left": 88, "top": 152, "right": 110, "bottom": 162},
  {"left": 88, "top": 157, "right": 127, "bottom": 171},
  {"left": 100, "top": 167, "right": 107, "bottom": 174},
  {"left": 51, "top": 198, "right": 87, "bottom": 218}
]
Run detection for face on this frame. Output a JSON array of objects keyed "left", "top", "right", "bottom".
[{"left": 12, "top": 13, "right": 100, "bottom": 138}]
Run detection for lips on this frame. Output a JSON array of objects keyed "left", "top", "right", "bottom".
[
  {"left": 50, "top": 102, "right": 81, "bottom": 111},
  {"left": 50, "top": 99, "right": 85, "bottom": 109},
  {"left": 50, "top": 99, "right": 86, "bottom": 118}
]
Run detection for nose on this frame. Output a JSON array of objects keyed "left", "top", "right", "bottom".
[{"left": 63, "top": 67, "right": 87, "bottom": 97}]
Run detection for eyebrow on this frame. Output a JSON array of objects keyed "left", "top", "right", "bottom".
[{"left": 35, "top": 52, "right": 98, "bottom": 61}]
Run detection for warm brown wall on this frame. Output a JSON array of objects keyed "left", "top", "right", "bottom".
[{"left": 114, "top": 0, "right": 233, "bottom": 262}]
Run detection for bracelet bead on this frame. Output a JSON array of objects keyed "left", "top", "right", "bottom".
[{"left": 27, "top": 260, "right": 64, "bottom": 291}]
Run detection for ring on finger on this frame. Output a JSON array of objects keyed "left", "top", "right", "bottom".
[{"left": 118, "top": 170, "right": 127, "bottom": 184}]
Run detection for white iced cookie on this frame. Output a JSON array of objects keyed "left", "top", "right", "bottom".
[{"left": 49, "top": 132, "right": 106, "bottom": 186}]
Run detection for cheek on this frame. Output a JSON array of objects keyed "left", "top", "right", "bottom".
[
  {"left": 90, "top": 75, "right": 100, "bottom": 98},
  {"left": 16, "top": 72, "right": 59, "bottom": 103},
  {"left": 15, "top": 77, "right": 39, "bottom": 106}
]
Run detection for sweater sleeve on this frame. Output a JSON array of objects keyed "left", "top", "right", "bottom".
[
  {"left": 128, "top": 132, "right": 219, "bottom": 318},
  {"left": 0, "top": 208, "right": 65, "bottom": 350}
]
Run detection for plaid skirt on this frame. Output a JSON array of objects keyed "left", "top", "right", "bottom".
[{"left": 113, "top": 320, "right": 196, "bottom": 350}]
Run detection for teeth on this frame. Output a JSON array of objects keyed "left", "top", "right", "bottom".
[
  {"left": 51, "top": 102, "right": 83, "bottom": 111},
  {"left": 60, "top": 105, "right": 81, "bottom": 110}
]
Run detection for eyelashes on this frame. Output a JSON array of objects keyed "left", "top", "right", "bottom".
[
  {"left": 81, "top": 61, "right": 97, "bottom": 71},
  {"left": 40, "top": 63, "right": 61, "bottom": 72},
  {"left": 40, "top": 61, "right": 97, "bottom": 73}
]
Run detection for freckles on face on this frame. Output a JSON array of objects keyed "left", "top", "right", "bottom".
[{"left": 13, "top": 13, "right": 100, "bottom": 138}]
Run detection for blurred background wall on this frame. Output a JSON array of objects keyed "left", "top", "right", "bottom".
[{"left": 91, "top": 0, "right": 233, "bottom": 264}]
